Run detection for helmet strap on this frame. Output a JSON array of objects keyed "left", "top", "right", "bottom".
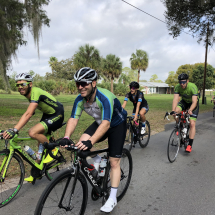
[
  {"left": 86, "top": 84, "right": 96, "bottom": 103},
  {"left": 24, "top": 85, "right": 32, "bottom": 97}
]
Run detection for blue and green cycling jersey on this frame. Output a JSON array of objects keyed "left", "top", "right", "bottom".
[
  {"left": 174, "top": 82, "right": 199, "bottom": 103},
  {"left": 71, "top": 87, "right": 127, "bottom": 127}
]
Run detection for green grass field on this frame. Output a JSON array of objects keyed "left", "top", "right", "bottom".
[{"left": 0, "top": 92, "right": 213, "bottom": 175}]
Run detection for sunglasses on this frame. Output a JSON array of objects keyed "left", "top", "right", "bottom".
[
  {"left": 76, "top": 81, "right": 92, "bottom": 88},
  {"left": 130, "top": 87, "right": 136, "bottom": 90},
  {"left": 179, "top": 80, "right": 187, "bottom": 85},
  {"left": 15, "top": 82, "right": 30, "bottom": 88}
]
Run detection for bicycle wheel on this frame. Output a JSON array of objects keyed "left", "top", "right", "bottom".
[
  {"left": 124, "top": 124, "right": 133, "bottom": 152},
  {"left": 213, "top": 109, "right": 215, "bottom": 117},
  {"left": 102, "top": 148, "right": 133, "bottom": 204},
  {"left": 139, "top": 120, "right": 150, "bottom": 148},
  {"left": 0, "top": 149, "right": 25, "bottom": 208},
  {"left": 35, "top": 169, "right": 88, "bottom": 215},
  {"left": 45, "top": 150, "right": 65, "bottom": 181},
  {"left": 167, "top": 129, "right": 180, "bottom": 163}
]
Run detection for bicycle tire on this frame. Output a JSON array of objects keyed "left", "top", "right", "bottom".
[
  {"left": 139, "top": 120, "right": 150, "bottom": 148},
  {"left": 167, "top": 129, "right": 180, "bottom": 163},
  {"left": 0, "top": 149, "right": 25, "bottom": 208},
  {"left": 45, "top": 150, "right": 65, "bottom": 181},
  {"left": 35, "top": 169, "right": 88, "bottom": 215},
  {"left": 102, "top": 148, "right": 133, "bottom": 204},
  {"left": 124, "top": 124, "right": 133, "bottom": 152}
]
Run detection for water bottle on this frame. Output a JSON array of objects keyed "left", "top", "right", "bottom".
[
  {"left": 24, "top": 146, "right": 37, "bottom": 160},
  {"left": 36, "top": 143, "right": 44, "bottom": 160},
  {"left": 88, "top": 164, "right": 99, "bottom": 180},
  {"left": 99, "top": 158, "right": 107, "bottom": 177},
  {"left": 182, "top": 127, "right": 187, "bottom": 138}
]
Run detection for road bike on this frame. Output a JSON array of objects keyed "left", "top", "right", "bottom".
[
  {"left": 34, "top": 139, "right": 133, "bottom": 215},
  {"left": 164, "top": 111, "right": 190, "bottom": 163},
  {"left": 0, "top": 124, "right": 66, "bottom": 208},
  {"left": 124, "top": 116, "right": 150, "bottom": 152}
]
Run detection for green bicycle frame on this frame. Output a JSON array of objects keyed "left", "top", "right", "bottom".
[{"left": 0, "top": 133, "right": 52, "bottom": 180}]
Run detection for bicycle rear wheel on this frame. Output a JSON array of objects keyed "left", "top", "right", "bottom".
[
  {"left": 0, "top": 149, "right": 25, "bottom": 208},
  {"left": 167, "top": 129, "right": 180, "bottom": 163},
  {"left": 35, "top": 170, "right": 88, "bottom": 215},
  {"left": 102, "top": 148, "right": 133, "bottom": 204},
  {"left": 139, "top": 120, "right": 150, "bottom": 148},
  {"left": 124, "top": 124, "right": 133, "bottom": 152}
]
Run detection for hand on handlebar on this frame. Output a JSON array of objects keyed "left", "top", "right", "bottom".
[
  {"left": 3, "top": 129, "right": 16, "bottom": 140},
  {"left": 75, "top": 140, "right": 92, "bottom": 151},
  {"left": 187, "top": 110, "right": 193, "bottom": 115}
]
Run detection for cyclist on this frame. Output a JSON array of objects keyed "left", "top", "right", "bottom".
[
  {"left": 59, "top": 67, "right": 127, "bottom": 213},
  {"left": 172, "top": 73, "right": 199, "bottom": 153},
  {"left": 211, "top": 89, "right": 215, "bottom": 108},
  {"left": 2, "top": 73, "right": 64, "bottom": 182},
  {"left": 122, "top": 81, "right": 149, "bottom": 134}
]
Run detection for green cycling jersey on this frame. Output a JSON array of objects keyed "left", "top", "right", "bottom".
[
  {"left": 174, "top": 82, "right": 199, "bottom": 103},
  {"left": 29, "top": 87, "right": 62, "bottom": 115}
]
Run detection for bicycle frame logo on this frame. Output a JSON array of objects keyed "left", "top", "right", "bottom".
[
  {"left": 18, "top": 148, "right": 37, "bottom": 165},
  {"left": 83, "top": 167, "right": 98, "bottom": 186}
]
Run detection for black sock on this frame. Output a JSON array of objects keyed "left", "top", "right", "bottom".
[{"left": 189, "top": 139, "right": 193, "bottom": 146}]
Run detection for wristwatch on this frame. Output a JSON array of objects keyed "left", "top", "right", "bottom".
[{"left": 13, "top": 128, "right": 19, "bottom": 134}]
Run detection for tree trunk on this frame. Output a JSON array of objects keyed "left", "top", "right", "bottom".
[
  {"left": 111, "top": 78, "right": 114, "bottom": 93},
  {"left": 0, "top": 61, "right": 11, "bottom": 93},
  {"left": 137, "top": 69, "right": 140, "bottom": 83}
]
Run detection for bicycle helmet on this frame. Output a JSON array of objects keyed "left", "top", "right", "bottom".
[
  {"left": 74, "top": 67, "right": 97, "bottom": 82},
  {"left": 129, "top": 81, "right": 139, "bottom": 89},
  {"left": 15, "top": 73, "right": 33, "bottom": 82},
  {"left": 178, "top": 73, "right": 189, "bottom": 80}
]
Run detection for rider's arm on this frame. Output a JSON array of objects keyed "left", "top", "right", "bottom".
[
  {"left": 121, "top": 100, "right": 127, "bottom": 109},
  {"left": 135, "top": 102, "right": 141, "bottom": 117},
  {"left": 14, "top": 103, "right": 38, "bottom": 131},
  {"left": 89, "top": 120, "right": 110, "bottom": 145},
  {"left": 172, "top": 94, "right": 180, "bottom": 111},
  {"left": 64, "top": 118, "right": 79, "bottom": 137},
  {"left": 189, "top": 95, "right": 198, "bottom": 112}
]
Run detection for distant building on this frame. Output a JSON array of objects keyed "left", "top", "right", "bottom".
[{"left": 140, "top": 82, "right": 174, "bottom": 94}]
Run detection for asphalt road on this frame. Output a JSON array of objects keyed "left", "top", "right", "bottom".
[{"left": 1, "top": 111, "right": 215, "bottom": 215}]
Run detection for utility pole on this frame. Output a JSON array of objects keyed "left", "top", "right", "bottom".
[{"left": 202, "top": 22, "right": 209, "bottom": 104}]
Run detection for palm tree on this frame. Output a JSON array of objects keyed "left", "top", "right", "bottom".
[
  {"left": 73, "top": 44, "right": 101, "bottom": 71},
  {"left": 130, "top": 50, "right": 149, "bottom": 83},
  {"left": 102, "top": 54, "right": 122, "bottom": 93}
]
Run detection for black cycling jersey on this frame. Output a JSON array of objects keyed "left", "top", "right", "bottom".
[{"left": 124, "top": 90, "right": 148, "bottom": 110}]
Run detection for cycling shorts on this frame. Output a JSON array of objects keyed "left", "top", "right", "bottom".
[
  {"left": 177, "top": 99, "right": 199, "bottom": 121},
  {"left": 133, "top": 104, "right": 149, "bottom": 115},
  {"left": 40, "top": 104, "right": 64, "bottom": 134},
  {"left": 84, "top": 120, "right": 127, "bottom": 158}
]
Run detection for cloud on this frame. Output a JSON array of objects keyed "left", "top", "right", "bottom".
[{"left": 10, "top": 0, "right": 215, "bottom": 82}]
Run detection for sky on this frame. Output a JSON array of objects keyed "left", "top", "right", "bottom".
[{"left": 9, "top": 0, "right": 215, "bottom": 82}]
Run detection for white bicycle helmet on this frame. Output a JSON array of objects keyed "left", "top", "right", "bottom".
[
  {"left": 15, "top": 73, "right": 33, "bottom": 82},
  {"left": 74, "top": 67, "right": 97, "bottom": 82}
]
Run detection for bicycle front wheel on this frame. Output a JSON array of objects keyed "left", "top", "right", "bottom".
[
  {"left": 0, "top": 149, "right": 25, "bottom": 208},
  {"left": 35, "top": 169, "right": 88, "bottom": 215},
  {"left": 103, "top": 148, "right": 133, "bottom": 204},
  {"left": 139, "top": 120, "right": 150, "bottom": 148},
  {"left": 167, "top": 129, "right": 180, "bottom": 163},
  {"left": 124, "top": 124, "right": 133, "bottom": 152}
]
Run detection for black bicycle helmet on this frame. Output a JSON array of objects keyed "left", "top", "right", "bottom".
[
  {"left": 129, "top": 81, "right": 139, "bottom": 89},
  {"left": 178, "top": 73, "right": 189, "bottom": 80},
  {"left": 74, "top": 67, "right": 97, "bottom": 82}
]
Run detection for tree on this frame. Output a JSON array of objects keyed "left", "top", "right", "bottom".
[
  {"left": 47, "top": 58, "right": 75, "bottom": 80},
  {"left": 0, "top": 0, "right": 50, "bottom": 93},
  {"left": 73, "top": 44, "right": 101, "bottom": 72},
  {"left": 176, "top": 64, "right": 194, "bottom": 82},
  {"left": 102, "top": 54, "right": 122, "bottom": 93},
  {"left": 165, "top": 71, "right": 178, "bottom": 93},
  {"left": 162, "top": 0, "right": 215, "bottom": 44},
  {"left": 192, "top": 64, "right": 215, "bottom": 91},
  {"left": 149, "top": 74, "right": 163, "bottom": 83},
  {"left": 130, "top": 50, "right": 148, "bottom": 83}
]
